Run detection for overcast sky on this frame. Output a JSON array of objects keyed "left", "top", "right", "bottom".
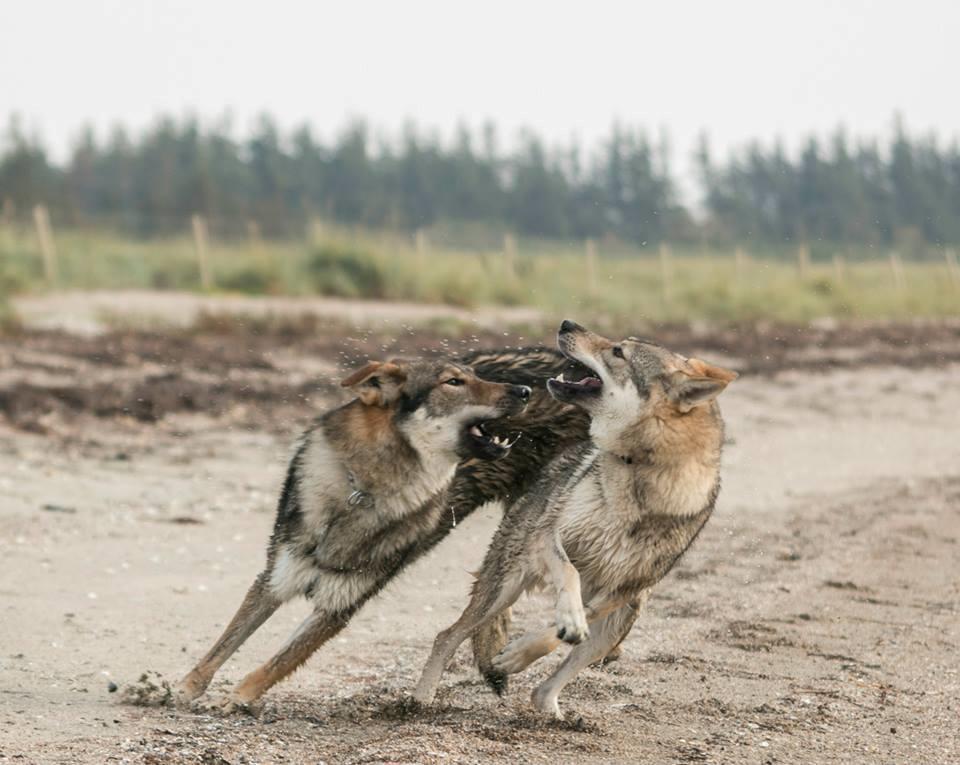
[{"left": 3, "top": 0, "right": 957, "bottom": 193}]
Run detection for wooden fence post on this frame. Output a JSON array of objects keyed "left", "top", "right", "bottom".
[
  {"left": 32, "top": 204, "right": 58, "bottom": 285},
  {"left": 0, "top": 199, "right": 13, "bottom": 252},
  {"left": 945, "top": 248, "right": 960, "bottom": 292},
  {"left": 191, "top": 214, "right": 212, "bottom": 290},
  {"left": 415, "top": 228, "right": 428, "bottom": 275},
  {"left": 503, "top": 233, "right": 516, "bottom": 277},
  {"left": 307, "top": 217, "right": 324, "bottom": 245},
  {"left": 246, "top": 219, "right": 262, "bottom": 250},
  {"left": 832, "top": 254, "right": 846, "bottom": 286},
  {"left": 1, "top": 198, "right": 13, "bottom": 229},
  {"left": 734, "top": 246, "right": 747, "bottom": 284},
  {"left": 585, "top": 238, "right": 597, "bottom": 295},
  {"left": 659, "top": 242, "right": 672, "bottom": 308},
  {"left": 797, "top": 243, "right": 810, "bottom": 279},
  {"left": 888, "top": 252, "right": 906, "bottom": 294}
]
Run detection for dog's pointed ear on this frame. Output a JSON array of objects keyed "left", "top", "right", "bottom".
[
  {"left": 340, "top": 361, "right": 407, "bottom": 406},
  {"left": 668, "top": 360, "right": 737, "bottom": 413},
  {"left": 687, "top": 358, "right": 739, "bottom": 383}
]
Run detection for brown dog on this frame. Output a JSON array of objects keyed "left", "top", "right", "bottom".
[
  {"left": 176, "top": 358, "right": 530, "bottom": 710},
  {"left": 414, "top": 321, "right": 736, "bottom": 718}
]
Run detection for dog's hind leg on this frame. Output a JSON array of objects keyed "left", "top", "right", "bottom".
[
  {"left": 595, "top": 608, "right": 639, "bottom": 666},
  {"left": 222, "top": 607, "right": 348, "bottom": 710},
  {"left": 471, "top": 607, "right": 512, "bottom": 695},
  {"left": 532, "top": 597, "right": 645, "bottom": 719},
  {"left": 176, "top": 572, "right": 280, "bottom": 704},
  {"left": 413, "top": 575, "right": 527, "bottom": 704}
]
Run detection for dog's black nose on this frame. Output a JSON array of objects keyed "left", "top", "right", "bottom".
[
  {"left": 559, "top": 319, "right": 584, "bottom": 334},
  {"left": 511, "top": 385, "right": 532, "bottom": 401}
]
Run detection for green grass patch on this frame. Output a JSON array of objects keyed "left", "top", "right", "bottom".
[{"left": 0, "top": 223, "right": 958, "bottom": 323}]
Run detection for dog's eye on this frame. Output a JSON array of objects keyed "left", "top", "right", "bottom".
[
  {"left": 612, "top": 346, "right": 625, "bottom": 359},
  {"left": 444, "top": 378, "right": 465, "bottom": 386}
]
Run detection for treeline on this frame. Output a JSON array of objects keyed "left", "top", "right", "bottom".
[
  {"left": 1, "top": 114, "right": 959, "bottom": 251},
  {"left": 697, "top": 119, "right": 960, "bottom": 249}
]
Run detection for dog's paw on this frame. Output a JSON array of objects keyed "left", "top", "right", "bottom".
[
  {"left": 216, "top": 695, "right": 261, "bottom": 716},
  {"left": 595, "top": 643, "right": 623, "bottom": 667},
  {"left": 531, "top": 685, "right": 563, "bottom": 720},
  {"left": 555, "top": 597, "right": 589, "bottom": 645},
  {"left": 172, "top": 686, "right": 200, "bottom": 710},
  {"left": 492, "top": 635, "right": 537, "bottom": 675},
  {"left": 172, "top": 676, "right": 206, "bottom": 708},
  {"left": 411, "top": 684, "right": 437, "bottom": 706}
]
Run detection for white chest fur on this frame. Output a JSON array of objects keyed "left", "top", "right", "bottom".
[
  {"left": 268, "top": 417, "right": 460, "bottom": 603},
  {"left": 553, "top": 451, "right": 716, "bottom": 596}
]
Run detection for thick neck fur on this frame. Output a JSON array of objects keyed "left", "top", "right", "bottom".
[
  {"left": 320, "top": 400, "right": 457, "bottom": 518},
  {"left": 594, "top": 402, "right": 724, "bottom": 519}
]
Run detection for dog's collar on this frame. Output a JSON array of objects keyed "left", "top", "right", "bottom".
[
  {"left": 347, "top": 489, "right": 369, "bottom": 506},
  {"left": 346, "top": 470, "right": 373, "bottom": 507}
]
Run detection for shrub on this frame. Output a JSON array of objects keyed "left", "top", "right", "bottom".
[
  {"left": 218, "top": 266, "right": 278, "bottom": 295},
  {"left": 0, "top": 289, "right": 17, "bottom": 332},
  {"left": 307, "top": 243, "right": 388, "bottom": 299},
  {"left": 148, "top": 259, "right": 206, "bottom": 291}
]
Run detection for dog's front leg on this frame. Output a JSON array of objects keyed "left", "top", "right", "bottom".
[
  {"left": 176, "top": 571, "right": 280, "bottom": 705},
  {"left": 413, "top": 574, "right": 528, "bottom": 704},
  {"left": 532, "top": 600, "right": 642, "bottom": 719},
  {"left": 220, "top": 607, "right": 346, "bottom": 712},
  {"left": 543, "top": 530, "right": 589, "bottom": 644},
  {"left": 493, "top": 590, "right": 641, "bottom": 676}
]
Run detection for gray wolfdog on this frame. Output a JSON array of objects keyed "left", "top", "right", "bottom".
[
  {"left": 176, "top": 357, "right": 531, "bottom": 710},
  {"left": 413, "top": 320, "right": 737, "bottom": 718}
]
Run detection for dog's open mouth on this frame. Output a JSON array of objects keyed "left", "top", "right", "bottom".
[
  {"left": 547, "top": 371, "right": 603, "bottom": 399},
  {"left": 468, "top": 421, "right": 518, "bottom": 450},
  {"left": 461, "top": 420, "right": 520, "bottom": 460}
]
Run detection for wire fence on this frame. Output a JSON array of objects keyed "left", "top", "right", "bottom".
[{"left": 1, "top": 203, "right": 959, "bottom": 320}]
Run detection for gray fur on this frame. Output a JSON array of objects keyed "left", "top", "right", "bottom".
[
  {"left": 175, "top": 357, "right": 529, "bottom": 710},
  {"left": 413, "top": 321, "right": 736, "bottom": 718}
]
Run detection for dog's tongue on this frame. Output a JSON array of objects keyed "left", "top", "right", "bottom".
[
  {"left": 557, "top": 373, "right": 601, "bottom": 389},
  {"left": 579, "top": 377, "right": 602, "bottom": 389}
]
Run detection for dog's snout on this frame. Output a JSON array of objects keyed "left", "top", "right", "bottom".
[
  {"left": 559, "top": 319, "right": 585, "bottom": 334},
  {"left": 510, "top": 385, "right": 532, "bottom": 401}
]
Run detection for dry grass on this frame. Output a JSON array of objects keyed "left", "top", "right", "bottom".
[{"left": 1, "top": 223, "right": 958, "bottom": 323}]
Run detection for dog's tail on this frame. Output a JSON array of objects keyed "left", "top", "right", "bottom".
[{"left": 471, "top": 607, "right": 512, "bottom": 696}]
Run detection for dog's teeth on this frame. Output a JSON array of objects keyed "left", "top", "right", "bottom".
[
  {"left": 470, "top": 425, "right": 483, "bottom": 437},
  {"left": 557, "top": 373, "right": 566, "bottom": 383}
]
